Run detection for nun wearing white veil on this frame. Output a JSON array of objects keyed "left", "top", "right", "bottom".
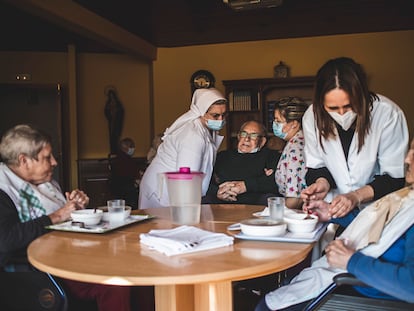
[{"left": 139, "top": 88, "right": 227, "bottom": 209}]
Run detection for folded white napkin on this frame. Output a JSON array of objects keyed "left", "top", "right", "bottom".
[
  {"left": 140, "top": 225, "right": 234, "bottom": 256},
  {"left": 258, "top": 207, "right": 269, "bottom": 216}
]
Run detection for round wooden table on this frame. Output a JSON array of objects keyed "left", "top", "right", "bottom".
[{"left": 28, "top": 204, "right": 314, "bottom": 311}]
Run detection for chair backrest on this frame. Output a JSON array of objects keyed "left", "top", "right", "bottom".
[
  {"left": 0, "top": 271, "right": 68, "bottom": 311},
  {"left": 309, "top": 293, "right": 414, "bottom": 311},
  {"left": 107, "top": 153, "right": 117, "bottom": 173},
  {"left": 304, "top": 273, "right": 414, "bottom": 311}
]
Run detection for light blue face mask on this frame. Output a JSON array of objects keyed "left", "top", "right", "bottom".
[
  {"left": 127, "top": 148, "right": 135, "bottom": 156},
  {"left": 207, "top": 119, "right": 226, "bottom": 131},
  {"left": 272, "top": 121, "right": 287, "bottom": 140}
]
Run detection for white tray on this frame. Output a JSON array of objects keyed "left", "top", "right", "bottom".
[
  {"left": 232, "top": 222, "right": 328, "bottom": 243},
  {"left": 46, "top": 215, "right": 153, "bottom": 234}
]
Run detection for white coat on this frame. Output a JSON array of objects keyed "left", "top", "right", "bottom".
[
  {"left": 303, "top": 94, "right": 408, "bottom": 203},
  {"left": 139, "top": 88, "right": 226, "bottom": 209}
]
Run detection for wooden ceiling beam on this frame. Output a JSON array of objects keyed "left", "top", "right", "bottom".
[{"left": 4, "top": 0, "right": 157, "bottom": 60}]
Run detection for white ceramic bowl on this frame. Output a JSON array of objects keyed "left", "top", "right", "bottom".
[
  {"left": 99, "top": 206, "right": 132, "bottom": 222},
  {"left": 240, "top": 218, "right": 286, "bottom": 237},
  {"left": 71, "top": 209, "right": 103, "bottom": 225},
  {"left": 284, "top": 214, "right": 318, "bottom": 233},
  {"left": 284, "top": 210, "right": 310, "bottom": 220}
]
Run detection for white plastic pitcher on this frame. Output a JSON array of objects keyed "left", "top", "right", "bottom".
[{"left": 164, "top": 167, "right": 204, "bottom": 225}]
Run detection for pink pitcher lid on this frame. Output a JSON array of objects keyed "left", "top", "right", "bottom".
[{"left": 165, "top": 167, "right": 205, "bottom": 180}]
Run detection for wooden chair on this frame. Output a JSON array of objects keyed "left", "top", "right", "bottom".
[{"left": 304, "top": 273, "right": 414, "bottom": 311}]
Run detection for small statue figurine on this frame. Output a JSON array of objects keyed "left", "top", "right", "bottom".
[{"left": 104, "top": 86, "right": 124, "bottom": 154}]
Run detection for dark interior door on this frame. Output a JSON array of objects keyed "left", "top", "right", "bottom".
[{"left": 0, "top": 83, "right": 66, "bottom": 188}]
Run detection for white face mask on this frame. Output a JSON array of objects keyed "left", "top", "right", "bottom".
[
  {"left": 238, "top": 147, "right": 260, "bottom": 154},
  {"left": 328, "top": 110, "right": 357, "bottom": 131}
]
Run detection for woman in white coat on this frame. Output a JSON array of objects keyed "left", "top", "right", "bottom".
[
  {"left": 139, "top": 88, "right": 227, "bottom": 209},
  {"left": 301, "top": 57, "right": 408, "bottom": 219}
]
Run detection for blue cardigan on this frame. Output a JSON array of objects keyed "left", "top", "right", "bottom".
[{"left": 333, "top": 211, "right": 414, "bottom": 303}]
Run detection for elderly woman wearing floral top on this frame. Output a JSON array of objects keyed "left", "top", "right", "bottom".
[{"left": 272, "top": 97, "right": 309, "bottom": 209}]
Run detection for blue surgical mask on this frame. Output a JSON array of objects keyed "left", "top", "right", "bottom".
[
  {"left": 272, "top": 121, "right": 287, "bottom": 140},
  {"left": 206, "top": 119, "right": 225, "bottom": 131},
  {"left": 127, "top": 148, "right": 135, "bottom": 156}
]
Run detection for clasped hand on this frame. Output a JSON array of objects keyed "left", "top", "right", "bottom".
[
  {"left": 217, "top": 181, "right": 246, "bottom": 201},
  {"left": 49, "top": 189, "right": 90, "bottom": 224},
  {"left": 66, "top": 189, "right": 89, "bottom": 209}
]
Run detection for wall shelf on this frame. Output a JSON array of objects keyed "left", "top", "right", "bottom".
[{"left": 223, "top": 76, "right": 315, "bottom": 149}]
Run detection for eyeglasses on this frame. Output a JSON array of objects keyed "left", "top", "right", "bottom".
[
  {"left": 207, "top": 112, "right": 227, "bottom": 120},
  {"left": 238, "top": 131, "right": 262, "bottom": 141}
]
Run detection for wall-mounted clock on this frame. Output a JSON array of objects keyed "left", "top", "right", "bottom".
[
  {"left": 274, "top": 61, "right": 290, "bottom": 78},
  {"left": 190, "top": 70, "right": 215, "bottom": 93}
]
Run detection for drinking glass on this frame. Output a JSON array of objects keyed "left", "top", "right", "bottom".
[{"left": 268, "top": 197, "right": 285, "bottom": 221}]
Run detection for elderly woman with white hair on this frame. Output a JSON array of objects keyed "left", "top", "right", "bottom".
[
  {"left": 139, "top": 88, "right": 227, "bottom": 209},
  {"left": 0, "top": 124, "right": 133, "bottom": 311}
]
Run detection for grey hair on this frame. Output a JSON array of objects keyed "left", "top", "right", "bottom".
[
  {"left": 273, "top": 96, "right": 309, "bottom": 123},
  {"left": 240, "top": 120, "right": 267, "bottom": 137},
  {"left": 0, "top": 124, "right": 52, "bottom": 165}
]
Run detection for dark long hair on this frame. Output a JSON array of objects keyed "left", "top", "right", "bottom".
[{"left": 313, "top": 57, "right": 378, "bottom": 152}]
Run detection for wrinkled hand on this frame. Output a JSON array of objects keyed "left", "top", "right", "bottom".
[
  {"left": 303, "top": 200, "right": 331, "bottom": 222},
  {"left": 48, "top": 189, "right": 89, "bottom": 224},
  {"left": 325, "top": 239, "right": 355, "bottom": 270},
  {"left": 65, "top": 189, "right": 89, "bottom": 209},
  {"left": 217, "top": 181, "right": 246, "bottom": 201},
  {"left": 329, "top": 192, "right": 359, "bottom": 218},
  {"left": 217, "top": 182, "right": 237, "bottom": 201},
  {"left": 230, "top": 181, "right": 247, "bottom": 194},
  {"left": 264, "top": 168, "right": 274, "bottom": 176},
  {"left": 49, "top": 201, "right": 77, "bottom": 224},
  {"left": 301, "top": 178, "right": 330, "bottom": 205}
]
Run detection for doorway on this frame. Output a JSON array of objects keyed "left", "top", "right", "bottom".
[{"left": 0, "top": 83, "right": 69, "bottom": 190}]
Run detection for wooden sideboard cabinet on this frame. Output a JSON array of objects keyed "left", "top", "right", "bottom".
[
  {"left": 222, "top": 76, "right": 315, "bottom": 149},
  {"left": 77, "top": 157, "right": 147, "bottom": 207}
]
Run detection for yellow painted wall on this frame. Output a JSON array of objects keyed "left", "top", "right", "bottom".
[
  {"left": 153, "top": 30, "right": 414, "bottom": 140},
  {"left": 76, "top": 53, "right": 151, "bottom": 158},
  {"left": 1, "top": 30, "right": 413, "bottom": 186},
  {"left": 0, "top": 52, "right": 152, "bottom": 159},
  {"left": 0, "top": 51, "right": 151, "bottom": 188}
]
